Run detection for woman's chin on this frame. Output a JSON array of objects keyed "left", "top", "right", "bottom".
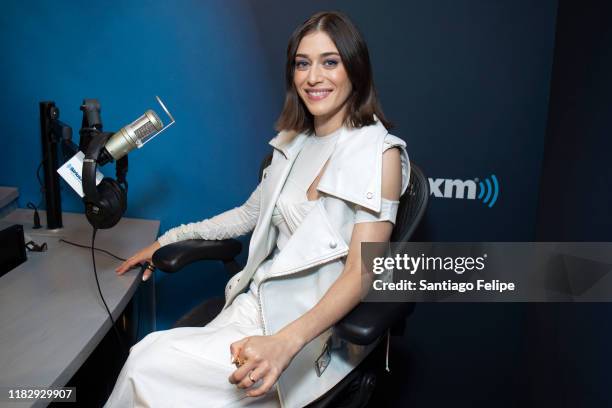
[{"left": 307, "top": 105, "right": 335, "bottom": 118}]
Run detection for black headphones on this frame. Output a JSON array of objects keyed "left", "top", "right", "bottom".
[{"left": 82, "top": 131, "right": 127, "bottom": 229}]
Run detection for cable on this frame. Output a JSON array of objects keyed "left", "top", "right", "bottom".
[
  {"left": 25, "top": 240, "right": 47, "bottom": 252},
  {"left": 35, "top": 160, "right": 45, "bottom": 208},
  {"left": 91, "top": 228, "right": 127, "bottom": 355},
  {"left": 60, "top": 238, "right": 127, "bottom": 262},
  {"left": 36, "top": 160, "right": 44, "bottom": 190},
  {"left": 63, "top": 234, "right": 146, "bottom": 344},
  {"left": 26, "top": 202, "right": 42, "bottom": 229},
  {"left": 61, "top": 237, "right": 145, "bottom": 340}
]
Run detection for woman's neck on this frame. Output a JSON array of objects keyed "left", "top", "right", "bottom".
[{"left": 314, "top": 105, "right": 347, "bottom": 137}]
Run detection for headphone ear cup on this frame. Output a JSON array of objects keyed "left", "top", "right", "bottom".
[
  {"left": 86, "top": 178, "right": 125, "bottom": 229},
  {"left": 103, "top": 179, "right": 127, "bottom": 228},
  {"left": 111, "top": 179, "right": 127, "bottom": 216}
]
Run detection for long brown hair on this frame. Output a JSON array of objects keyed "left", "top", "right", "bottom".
[{"left": 275, "top": 11, "right": 391, "bottom": 134}]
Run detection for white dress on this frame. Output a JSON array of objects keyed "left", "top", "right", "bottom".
[{"left": 104, "top": 129, "right": 400, "bottom": 407}]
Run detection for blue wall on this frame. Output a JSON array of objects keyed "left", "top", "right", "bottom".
[
  {"left": 0, "top": 0, "right": 279, "bottom": 329},
  {"left": 531, "top": 1, "right": 612, "bottom": 406},
  {"left": 1, "top": 0, "right": 556, "bottom": 353},
  {"left": 3, "top": 1, "right": 584, "bottom": 407},
  {"left": 249, "top": 0, "right": 558, "bottom": 241}
]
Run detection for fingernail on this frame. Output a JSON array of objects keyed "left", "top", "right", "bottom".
[{"left": 142, "top": 275, "right": 148, "bottom": 282}]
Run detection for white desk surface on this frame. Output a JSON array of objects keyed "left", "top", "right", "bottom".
[{"left": 0, "top": 209, "right": 159, "bottom": 407}]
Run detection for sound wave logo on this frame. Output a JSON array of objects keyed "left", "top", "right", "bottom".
[
  {"left": 429, "top": 174, "right": 500, "bottom": 208},
  {"left": 476, "top": 175, "right": 499, "bottom": 208}
]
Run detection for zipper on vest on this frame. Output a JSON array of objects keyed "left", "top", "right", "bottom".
[
  {"left": 257, "top": 287, "right": 268, "bottom": 335},
  {"left": 256, "top": 247, "right": 349, "bottom": 335},
  {"left": 266, "top": 248, "right": 349, "bottom": 280}
]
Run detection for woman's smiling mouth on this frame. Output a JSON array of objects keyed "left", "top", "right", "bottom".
[{"left": 305, "top": 88, "right": 333, "bottom": 101}]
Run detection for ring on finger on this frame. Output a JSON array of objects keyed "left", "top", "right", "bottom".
[
  {"left": 146, "top": 264, "right": 155, "bottom": 272},
  {"left": 234, "top": 356, "right": 246, "bottom": 368}
]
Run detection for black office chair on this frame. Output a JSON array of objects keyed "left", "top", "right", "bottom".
[{"left": 153, "top": 157, "right": 429, "bottom": 408}]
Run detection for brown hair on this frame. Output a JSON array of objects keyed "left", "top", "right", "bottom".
[{"left": 275, "top": 11, "right": 392, "bottom": 134}]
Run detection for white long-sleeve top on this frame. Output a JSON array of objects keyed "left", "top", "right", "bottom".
[{"left": 156, "top": 183, "right": 262, "bottom": 246}]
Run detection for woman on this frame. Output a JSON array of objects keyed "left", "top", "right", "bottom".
[{"left": 106, "top": 10, "right": 410, "bottom": 408}]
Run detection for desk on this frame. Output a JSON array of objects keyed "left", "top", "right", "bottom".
[{"left": 0, "top": 209, "right": 159, "bottom": 407}]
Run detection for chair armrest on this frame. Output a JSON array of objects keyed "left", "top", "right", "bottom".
[
  {"left": 334, "top": 302, "right": 415, "bottom": 345},
  {"left": 152, "top": 239, "right": 242, "bottom": 273}
]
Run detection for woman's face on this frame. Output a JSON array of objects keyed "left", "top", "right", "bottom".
[{"left": 293, "top": 31, "right": 352, "bottom": 123}]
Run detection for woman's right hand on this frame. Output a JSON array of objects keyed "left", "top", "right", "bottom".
[{"left": 116, "top": 241, "right": 161, "bottom": 281}]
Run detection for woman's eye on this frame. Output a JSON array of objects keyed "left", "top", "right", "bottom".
[
  {"left": 324, "top": 59, "right": 339, "bottom": 67},
  {"left": 295, "top": 60, "right": 309, "bottom": 70}
]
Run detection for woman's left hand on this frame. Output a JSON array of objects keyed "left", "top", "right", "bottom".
[{"left": 228, "top": 333, "right": 303, "bottom": 397}]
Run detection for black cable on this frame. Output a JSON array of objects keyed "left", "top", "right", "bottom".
[
  {"left": 63, "top": 234, "right": 147, "bottom": 343},
  {"left": 36, "top": 160, "right": 44, "bottom": 189},
  {"left": 25, "top": 240, "right": 47, "bottom": 252},
  {"left": 91, "top": 228, "right": 127, "bottom": 355},
  {"left": 26, "top": 202, "right": 42, "bottom": 229},
  {"left": 61, "top": 237, "right": 144, "bottom": 340},
  {"left": 35, "top": 160, "right": 45, "bottom": 208},
  {"left": 60, "top": 238, "right": 127, "bottom": 262}
]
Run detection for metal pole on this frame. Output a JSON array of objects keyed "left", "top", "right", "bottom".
[{"left": 39, "top": 101, "right": 63, "bottom": 229}]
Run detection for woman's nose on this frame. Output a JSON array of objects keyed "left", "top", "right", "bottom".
[{"left": 307, "top": 63, "right": 323, "bottom": 85}]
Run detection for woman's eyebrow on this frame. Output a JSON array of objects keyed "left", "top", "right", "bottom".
[{"left": 295, "top": 51, "right": 340, "bottom": 59}]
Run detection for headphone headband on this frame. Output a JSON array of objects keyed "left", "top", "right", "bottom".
[{"left": 82, "top": 131, "right": 111, "bottom": 204}]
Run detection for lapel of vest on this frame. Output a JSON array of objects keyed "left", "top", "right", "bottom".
[
  {"left": 224, "top": 131, "right": 308, "bottom": 307},
  {"left": 258, "top": 122, "right": 388, "bottom": 281},
  {"left": 317, "top": 121, "right": 388, "bottom": 212}
]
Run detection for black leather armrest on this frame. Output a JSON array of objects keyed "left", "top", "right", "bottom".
[
  {"left": 334, "top": 302, "right": 415, "bottom": 345},
  {"left": 152, "top": 239, "right": 242, "bottom": 273}
]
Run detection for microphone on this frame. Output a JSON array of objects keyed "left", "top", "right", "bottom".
[
  {"left": 100, "top": 96, "right": 175, "bottom": 164},
  {"left": 58, "top": 96, "right": 175, "bottom": 203},
  {"left": 104, "top": 110, "right": 163, "bottom": 161}
]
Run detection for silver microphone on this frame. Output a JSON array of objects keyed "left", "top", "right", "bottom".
[{"left": 104, "top": 96, "right": 175, "bottom": 161}]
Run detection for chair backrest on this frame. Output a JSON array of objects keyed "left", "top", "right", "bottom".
[
  {"left": 258, "top": 153, "right": 273, "bottom": 181},
  {"left": 259, "top": 153, "right": 429, "bottom": 241},
  {"left": 390, "top": 163, "right": 429, "bottom": 242}
]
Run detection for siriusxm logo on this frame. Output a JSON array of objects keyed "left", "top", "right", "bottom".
[
  {"left": 428, "top": 175, "right": 499, "bottom": 208},
  {"left": 67, "top": 163, "right": 82, "bottom": 182}
]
